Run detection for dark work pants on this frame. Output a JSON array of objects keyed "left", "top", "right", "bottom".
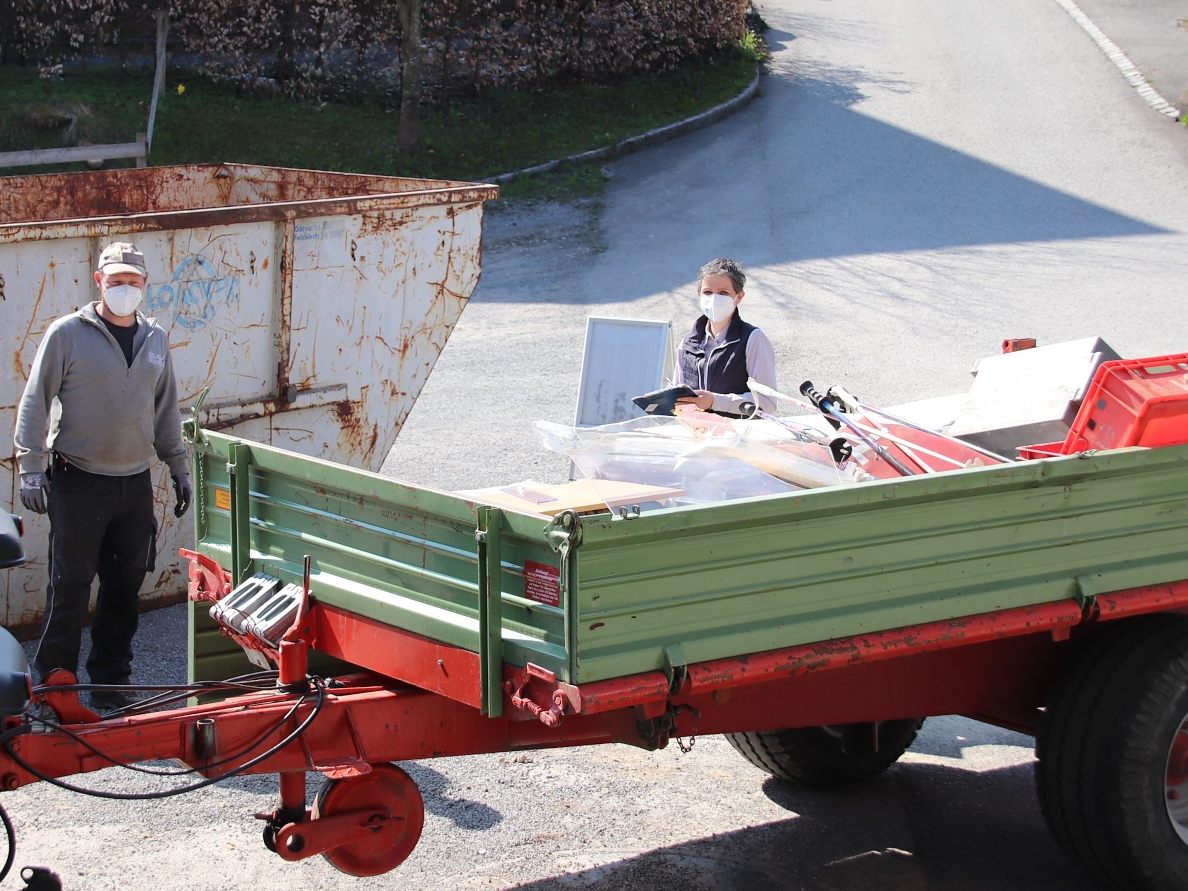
[{"left": 34, "top": 466, "right": 156, "bottom": 685}]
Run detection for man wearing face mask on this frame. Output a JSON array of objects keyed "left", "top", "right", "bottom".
[
  {"left": 674, "top": 257, "right": 778, "bottom": 416},
  {"left": 14, "top": 241, "right": 191, "bottom": 713}
]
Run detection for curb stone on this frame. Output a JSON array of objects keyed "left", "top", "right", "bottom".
[
  {"left": 489, "top": 68, "right": 763, "bottom": 184},
  {"left": 1054, "top": 0, "right": 1183, "bottom": 121}
]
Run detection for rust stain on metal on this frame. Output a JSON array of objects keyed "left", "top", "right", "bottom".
[
  {"left": 332, "top": 401, "right": 358, "bottom": 428},
  {"left": 275, "top": 214, "right": 297, "bottom": 405},
  {"left": 13, "top": 269, "right": 53, "bottom": 382},
  {"left": 1, "top": 164, "right": 498, "bottom": 242},
  {"left": 332, "top": 398, "right": 379, "bottom": 463}
]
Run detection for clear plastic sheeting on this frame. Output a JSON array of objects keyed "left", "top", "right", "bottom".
[{"left": 536, "top": 413, "right": 873, "bottom": 508}]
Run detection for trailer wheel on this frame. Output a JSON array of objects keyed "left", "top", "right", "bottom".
[
  {"left": 1035, "top": 615, "right": 1188, "bottom": 891},
  {"left": 725, "top": 719, "right": 924, "bottom": 787},
  {"left": 311, "top": 763, "right": 425, "bottom": 877}
]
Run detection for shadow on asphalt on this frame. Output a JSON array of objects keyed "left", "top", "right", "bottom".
[
  {"left": 496, "top": 22, "right": 1168, "bottom": 306},
  {"left": 500, "top": 760, "right": 1089, "bottom": 890}
]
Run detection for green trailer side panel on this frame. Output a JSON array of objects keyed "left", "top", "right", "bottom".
[
  {"left": 567, "top": 446, "right": 1188, "bottom": 681},
  {"left": 187, "top": 430, "right": 1188, "bottom": 690},
  {"left": 188, "top": 432, "right": 567, "bottom": 684}
]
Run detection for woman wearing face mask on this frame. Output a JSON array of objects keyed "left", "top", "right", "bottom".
[{"left": 674, "top": 257, "right": 778, "bottom": 416}]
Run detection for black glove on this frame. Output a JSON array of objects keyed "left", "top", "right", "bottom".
[
  {"left": 172, "top": 473, "right": 193, "bottom": 518},
  {"left": 19, "top": 472, "right": 48, "bottom": 514}
]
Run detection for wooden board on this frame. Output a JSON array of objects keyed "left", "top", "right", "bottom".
[{"left": 456, "top": 479, "right": 685, "bottom": 516}]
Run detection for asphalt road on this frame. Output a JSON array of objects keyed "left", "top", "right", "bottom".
[
  {"left": 6, "top": 0, "right": 1188, "bottom": 888},
  {"left": 1072, "top": 0, "right": 1187, "bottom": 111}
]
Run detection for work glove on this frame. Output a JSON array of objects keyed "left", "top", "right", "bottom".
[
  {"left": 172, "top": 473, "right": 193, "bottom": 518},
  {"left": 19, "top": 472, "right": 48, "bottom": 515}
]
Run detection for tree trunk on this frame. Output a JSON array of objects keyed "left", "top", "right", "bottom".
[{"left": 396, "top": 0, "right": 423, "bottom": 152}]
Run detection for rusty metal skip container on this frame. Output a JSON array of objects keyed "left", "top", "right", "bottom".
[{"left": 0, "top": 163, "right": 499, "bottom": 635}]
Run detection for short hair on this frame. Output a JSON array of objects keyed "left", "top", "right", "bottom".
[{"left": 698, "top": 258, "right": 746, "bottom": 294}]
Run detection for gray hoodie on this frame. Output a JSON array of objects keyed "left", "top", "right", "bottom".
[{"left": 15, "top": 302, "right": 187, "bottom": 478}]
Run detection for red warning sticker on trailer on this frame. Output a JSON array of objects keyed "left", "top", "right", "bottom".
[{"left": 523, "top": 560, "right": 561, "bottom": 607}]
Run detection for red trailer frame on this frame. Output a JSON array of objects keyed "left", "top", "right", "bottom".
[{"left": 1, "top": 563, "right": 1183, "bottom": 878}]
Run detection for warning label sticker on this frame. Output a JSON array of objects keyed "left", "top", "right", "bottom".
[{"left": 523, "top": 560, "right": 561, "bottom": 607}]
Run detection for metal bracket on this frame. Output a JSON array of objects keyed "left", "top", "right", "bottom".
[
  {"left": 663, "top": 644, "right": 689, "bottom": 694},
  {"left": 544, "top": 509, "right": 582, "bottom": 554},
  {"left": 36, "top": 669, "right": 100, "bottom": 725},
  {"left": 544, "top": 509, "right": 582, "bottom": 630},
  {"left": 476, "top": 508, "right": 505, "bottom": 718},
  {"left": 182, "top": 385, "right": 210, "bottom": 445},
  {"left": 505, "top": 663, "right": 580, "bottom": 727},
  {"left": 1073, "top": 575, "right": 1098, "bottom": 612},
  {"left": 635, "top": 703, "right": 699, "bottom": 752}
]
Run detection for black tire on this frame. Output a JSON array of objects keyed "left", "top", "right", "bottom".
[
  {"left": 262, "top": 823, "right": 277, "bottom": 853},
  {"left": 1035, "top": 614, "right": 1188, "bottom": 891},
  {"left": 725, "top": 718, "right": 925, "bottom": 787}
]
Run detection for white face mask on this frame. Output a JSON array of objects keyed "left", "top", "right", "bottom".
[
  {"left": 700, "top": 292, "right": 736, "bottom": 324},
  {"left": 103, "top": 284, "right": 143, "bottom": 317}
]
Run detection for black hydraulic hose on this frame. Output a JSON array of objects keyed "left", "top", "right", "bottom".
[
  {"left": 0, "top": 801, "right": 14, "bottom": 883},
  {"left": 2, "top": 678, "right": 326, "bottom": 800}
]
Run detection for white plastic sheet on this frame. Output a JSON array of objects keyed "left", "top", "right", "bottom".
[{"left": 537, "top": 412, "right": 873, "bottom": 507}]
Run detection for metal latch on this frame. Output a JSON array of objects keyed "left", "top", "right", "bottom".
[{"left": 544, "top": 509, "right": 582, "bottom": 554}]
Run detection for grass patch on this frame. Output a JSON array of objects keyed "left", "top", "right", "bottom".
[{"left": 0, "top": 53, "right": 755, "bottom": 199}]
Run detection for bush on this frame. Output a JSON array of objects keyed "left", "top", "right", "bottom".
[{"left": 2, "top": 0, "right": 750, "bottom": 104}]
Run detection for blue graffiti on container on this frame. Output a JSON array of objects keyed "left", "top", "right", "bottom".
[{"left": 147, "top": 255, "right": 241, "bottom": 330}]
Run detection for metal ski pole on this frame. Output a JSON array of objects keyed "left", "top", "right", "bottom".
[
  {"left": 822, "top": 386, "right": 944, "bottom": 472},
  {"left": 748, "top": 379, "right": 1005, "bottom": 471},
  {"left": 746, "top": 378, "right": 815, "bottom": 413},
  {"left": 799, "top": 381, "right": 916, "bottom": 477},
  {"left": 748, "top": 378, "right": 948, "bottom": 469},
  {"left": 747, "top": 377, "right": 920, "bottom": 468},
  {"left": 827, "top": 385, "right": 1011, "bottom": 464},
  {"left": 739, "top": 401, "right": 857, "bottom": 468}
]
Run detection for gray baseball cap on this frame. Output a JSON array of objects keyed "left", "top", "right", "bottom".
[{"left": 97, "top": 241, "right": 147, "bottom": 276}]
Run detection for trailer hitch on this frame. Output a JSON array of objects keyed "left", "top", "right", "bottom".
[{"left": 33, "top": 670, "right": 99, "bottom": 726}]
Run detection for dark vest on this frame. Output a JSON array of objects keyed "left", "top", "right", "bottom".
[{"left": 678, "top": 312, "right": 756, "bottom": 397}]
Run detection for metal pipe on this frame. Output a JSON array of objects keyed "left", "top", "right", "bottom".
[{"left": 800, "top": 381, "right": 916, "bottom": 477}]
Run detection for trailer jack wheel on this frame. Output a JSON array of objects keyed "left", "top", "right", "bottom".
[{"left": 286, "top": 764, "right": 425, "bottom": 877}]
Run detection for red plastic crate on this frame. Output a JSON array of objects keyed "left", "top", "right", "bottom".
[
  {"left": 1017, "top": 442, "right": 1065, "bottom": 460},
  {"left": 1063, "top": 353, "right": 1188, "bottom": 452}
]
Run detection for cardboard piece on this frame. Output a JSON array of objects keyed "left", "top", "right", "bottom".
[{"left": 456, "top": 479, "right": 685, "bottom": 516}]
